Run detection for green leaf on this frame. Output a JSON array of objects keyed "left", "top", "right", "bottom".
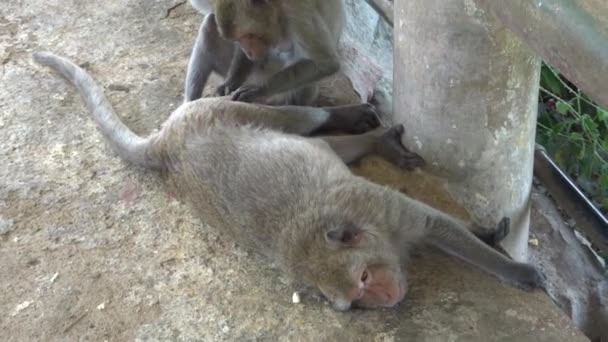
[
  {"left": 556, "top": 101, "right": 570, "bottom": 115},
  {"left": 579, "top": 151, "right": 597, "bottom": 178},
  {"left": 554, "top": 121, "right": 572, "bottom": 135},
  {"left": 581, "top": 114, "right": 600, "bottom": 138},
  {"left": 554, "top": 150, "right": 564, "bottom": 166},
  {"left": 569, "top": 132, "right": 584, "bottom": 142},
  {"left": 598, "top": 109, "right": 608, "bottom": 128},
  {"left": 577, "top": 142, "right": 586, "bottom": 161},
  {"left": 599, "top": 171, "right": 608, "bottom": 190},
  {"left": 541, "top": 67, "right": 562, "bottom": 95}
]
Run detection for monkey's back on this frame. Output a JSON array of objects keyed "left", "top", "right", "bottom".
[{"left": 156, "top": 99, "right": 351, "bottom": 254}]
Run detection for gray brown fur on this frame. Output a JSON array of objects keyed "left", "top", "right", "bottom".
[
  {"left": 34, "top": 51, "right": 544, "bottom": 311},
  {"left": 184, "top": 0, "right": 345, "bottom": 105}
]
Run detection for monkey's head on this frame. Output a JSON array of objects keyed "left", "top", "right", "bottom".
[
  {"left": 292, "top": 207, "right": 408, "bottom": 311},
  {"left": 214, "top": 0, "right": 283, "bottom": 61}
]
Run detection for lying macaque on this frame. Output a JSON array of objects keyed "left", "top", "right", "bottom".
[{"left": 34, "top": 52, "right": 544, "bottom": 310}]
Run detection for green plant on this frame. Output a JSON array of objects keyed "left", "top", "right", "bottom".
[{"left": 536, "top": 63, "right": 608, "bottom": 213}]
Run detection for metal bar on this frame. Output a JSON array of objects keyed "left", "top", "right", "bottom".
[
  {"left": 534, "top": 145, "right": 608, "bottom": 255},
  {"left": 474, "top": 0, "right": 608, "bottom": 109}
]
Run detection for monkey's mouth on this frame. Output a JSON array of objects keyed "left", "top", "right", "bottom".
[
  {"left": 394, "top": 279, "right": 408, "bottom": 306},
  {"left": 347, "top": 279, "right": 408, "bottom": 310},
  {"left": 238, "top": 34, "right": 270, "bottom": 61}
]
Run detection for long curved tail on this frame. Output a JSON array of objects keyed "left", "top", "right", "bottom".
[{"left": 33, "top": 52, "right": 163, "bottom": 170}]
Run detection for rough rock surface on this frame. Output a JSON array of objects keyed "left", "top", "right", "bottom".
[{"left": 0, "top": 0, "right": 588, "bottom": 341}]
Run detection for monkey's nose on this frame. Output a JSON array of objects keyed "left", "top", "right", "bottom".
[
  {"left": 383, "top": 281, "right": 407, "bottom": 307},
  {"left": 383, "top": 293, "right": 402, "bottom": 307},
  {"left": 391, "top": 281, "right": 407, "bottom": 306},
  {"left": 332, "top": 299, "right": 352, "bottom": 311}
]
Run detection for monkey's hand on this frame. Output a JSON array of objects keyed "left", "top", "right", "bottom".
[
  {"left": 375, "top": 125, "right": 425, "bottom": 171},
  {"left": 322, "top": 103, "right": 381, "bottom": 134},
  {"left": 216, "top": 81, "right": 241, "bottom": 97},
  {"left": 231, "top": 84, "right": 268, "bottom": 103}
]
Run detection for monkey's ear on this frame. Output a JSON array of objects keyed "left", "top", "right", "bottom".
[{"left": 325, "top": 224, "right": 364, "bottom": 247}]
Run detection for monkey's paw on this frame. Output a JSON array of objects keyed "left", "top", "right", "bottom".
[
  {"left": 231, "top": 84, "right": 267, "bottom": 103},
  {"left": 375, "top": 125, "right": 425, "bottom": 171},
  {"left": 216, "top": 80, "right": 241, "bottom": 97},
  {"left": 473, "top": 217, "right": 511, "bottom": 247},
  {"left": 510, "top": 263, "right": 547, "bottom": 291},
  {"left": 347, "top": 103, "right": 381, "bottom": 134},
  {"left": 325, "top": 103, "right": 380, "bottom": 134}
]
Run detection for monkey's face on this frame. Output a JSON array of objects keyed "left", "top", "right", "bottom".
[
  {"left": 214, "top": 0, "right": 282, "bottom": 61},
  {"left": 300, "top": 219, "right": 408, "bottom": 311}
]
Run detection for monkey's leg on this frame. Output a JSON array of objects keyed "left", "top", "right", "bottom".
[
  {"left": 248, "top": 103, "right": 379, "bottom": 135},
  {"left": 319, "top": 125, "right": 424, "bottom": 170},
  {"left": 223, "top": 102, "right": 377, "bottom": 136},
  {"left": 319, "top": 130, "right": 379, "bottom": 164},
  {"left": 425, "top": 214, "right": 545, "bottom": 290},
  {"left": 185, "top": 13, "right": 233, "bottom": 102}
]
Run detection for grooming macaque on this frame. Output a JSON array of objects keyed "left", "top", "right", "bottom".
[
  {"left": 184, "top": 0, "right": 345, "bottom": 105},
  {"left": 34, "top": 52, "right": 544, "bottom": 311}
]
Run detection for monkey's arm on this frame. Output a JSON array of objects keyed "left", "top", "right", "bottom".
[
  {"left": 232, "top": 59, "right": 338, "bottom": 102},
  {"left": 320, "top": 124, "right": 424, "bottom": 170},
  {"left": 185, "top": 14, "right": 217, "bottom": 102},
  {"left": 232, "top": 16, "right": 340, "bottom": 102},
  {"left": 266, "top": 57, "right": 339, "bottom": 93},
  {"left": 422, "top": 212, "right": 545, "bottom": 290},
  {"left": 216, "top": 49, "right": 254, "bottom": 96},
  {"left": 220, "top": 103, "right": 378, "bottom": 135}
]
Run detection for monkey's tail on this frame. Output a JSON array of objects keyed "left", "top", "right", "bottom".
[{"left": 33, "top": 52, "right": 163, "bottom": 170}]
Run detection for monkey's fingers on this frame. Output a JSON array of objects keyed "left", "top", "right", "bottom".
[
  {"left": 397, "top": 153, "right": 426, "bottom": 171},
  {"left": 322, "top": 103, "right": 380, "bottom": 134},
  {"left": 493, "top": 217, "right": 511, "bottom": 244},
  {"left": 216, "top": 81, "right": 241, "bottom": 97},
  {"left": 351, "top": 104, "right": 381, "bottom": 134},
  {"left": 215, "top": 84, "right": 230, "bottom": 97},
  {"left": 376, "top": 125, "right": 425, "bottom": 171},
  {"left": 473, "top": 217, "right": 511, "bottom": 247},
  {"left": 231, "top": 85, "right": 266, "bottom": 103}
]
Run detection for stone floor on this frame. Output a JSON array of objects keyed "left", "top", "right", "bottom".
[{"left": 0, "top": 0, "right": 590, "bottom": 341}]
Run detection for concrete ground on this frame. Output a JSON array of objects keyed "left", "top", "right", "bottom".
[{"left": 0, "top": 0, "right": 590, "bottom": 341}]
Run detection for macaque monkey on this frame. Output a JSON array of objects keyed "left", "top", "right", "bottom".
[
  {"left": 184, "top": 0, "right": 345, "bottom": 106},
  {"left": 34, "top": 52, "right": 544, "bottom": 311}
]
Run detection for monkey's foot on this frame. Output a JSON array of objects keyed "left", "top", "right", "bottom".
[
  {"left": 322, "top": 103, "right": 380, "bottom": 134},
  {"left": 375, "top": 125, "right": 425, "bottom": 171},
  {"left": 473, "top": 217, "right": 511, "bottom": 247},
  {"left": 508, "top": 263, "right": 547, "bottom": 291}
]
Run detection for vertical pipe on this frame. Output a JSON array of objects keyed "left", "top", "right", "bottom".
[{"left": 393, "top": 0, "right": 541, "bottom": 260}]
